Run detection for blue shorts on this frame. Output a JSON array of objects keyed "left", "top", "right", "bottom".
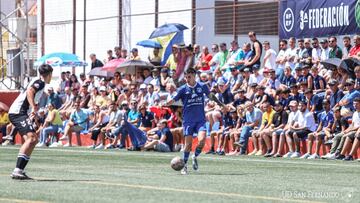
[{"left": 183, "top": 121, "right": 207, "bottom": 137}]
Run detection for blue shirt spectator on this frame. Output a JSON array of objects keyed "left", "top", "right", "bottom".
[
  {"left": 70, "top": 108, "right": 89, "bottom": 130},
  {"left": 318, "top": 110, "right": 334, "bottom": 127},
  {"left": 246, "top": 107, "right": 263, "bottom": 128}
]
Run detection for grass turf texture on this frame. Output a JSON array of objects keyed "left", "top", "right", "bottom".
[{"left": 0, "top": 147, "right": 359, "bottom": 203}]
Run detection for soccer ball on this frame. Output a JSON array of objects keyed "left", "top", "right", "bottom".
[{"left": 170, "top": 156, "right": 185, "bottom": 171}]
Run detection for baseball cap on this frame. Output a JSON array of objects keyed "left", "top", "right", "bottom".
[
  {"left": 346, "top": 78, "right": 355, "bottom": 85},
  {"left": 121, "top": 100, "right": 128, "bottom": 106},
  {"left": 289, "top": 100, "right": 298, "bottom": 106},
  {"left": 131, "top": 48, "right": 138, "bottom": 52},
  {"left": 99, "top": 86, "right": 106, "bottom": 92},
  {"left": 328, "top": 79, "right": 338, "bottom": 86},
  {"left": 320, "top": 39, "right": 328, "bottom": 44},
  {"left": 304, "top": 89, "right": 313, "bottom": 94},
  {"left": 139, "top": 84, "right": 147, "bottom": 89}
]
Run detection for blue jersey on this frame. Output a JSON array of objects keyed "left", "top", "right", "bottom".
[{"left": 173, "top": 82, "right": 210, "bottom": 123}]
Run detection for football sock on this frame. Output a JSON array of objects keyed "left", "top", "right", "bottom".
[
  {"left": 16, "top": 154, "right": 30, "bottom": 170},
  {"left": 195, "top": 147, "right": 202, "bottom": 157},
  {"left": 183, "top": 151, "right": 190, "bottom": 164}
]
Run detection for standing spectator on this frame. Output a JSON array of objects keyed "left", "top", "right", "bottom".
[
  {"left": 148, "top": 48, "right": 161, "bottom": 66},
  {"left": 58, "top": 71, "right": 68, "bottom": 96},
  {"left": 349, "top": 35, "right": 360, "bottom": 59},
  {"left": 181, "top": 45, "right": 195, "bottom": 80},
  {"left": 245, "top": 31, "right": 262, "bottom": 68},
  {"left": 311, "top": 38, "right": 322, "bottom": 64},
  {"left": 285, "top": 37, "right": 297, "bottom": 69},
  {"left": 114, "top": 46, "right": 121, "bottom": 58},
  {"left": 193, "top": 44, "right": 201, "bottom": 65},
  {"left": 130, "top": 48, "right": 141, "bottom": 60},
  {"left": 165, "top": 44, "right": 178, "bottom": 71},
  {"left": 283, "top": 101, "right": 316, "bottom": 158},
  {"left": 328, "top": 36, "right": 343, "bottom": 59},
  {"left": 275, "top": 39, "right": 288, "bottom": 79},
  {"left": 263, "top": 41, "right": 277, "bottom": 70},
  {"left": 90, "top": 53, "right": 104, "bottom": 69},
  {"left": 320, "top": 39, "right": 330, "bottom": 61},
  {"left": 121, "top": 49, "right": 128, "bottom": 59},
  {"left": 105, "top": 49, "right": 115, "bottom": 63},
  {"left": 342, "top": 36, "right": 352, "bottom": 58}
]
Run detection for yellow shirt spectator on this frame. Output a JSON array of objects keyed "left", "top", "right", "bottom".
[
  {"left": 261, "top": 108, "right": 275, "bottom": 128},
  {"left": 0, "top": 111, "right": 9, "bottom": 125}
]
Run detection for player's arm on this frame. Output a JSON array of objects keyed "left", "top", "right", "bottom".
[{"left": 26, "top": 87, "right": 37, "bottom": 115}]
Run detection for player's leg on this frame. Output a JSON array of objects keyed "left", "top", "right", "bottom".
[{"left": 191, "top": 122, "right": 207, "bottom": 171}]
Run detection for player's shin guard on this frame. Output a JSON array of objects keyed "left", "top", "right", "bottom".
[
  {"left": 183, "top": 151, "right": 190, "bottom": 164},
  {"left": 195, "top": 146, "right": 202, "bottom": 157},
  {"left": 16, "top": 154, "right": 30, "bottom": 170}
]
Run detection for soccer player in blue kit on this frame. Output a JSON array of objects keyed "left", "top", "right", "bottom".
[{"left": 166, "top": 68, "right": 210, "bottom": 175}]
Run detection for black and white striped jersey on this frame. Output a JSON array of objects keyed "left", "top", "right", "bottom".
[{"left": 9, "top": 79, "right": 45, "bottom": 115}]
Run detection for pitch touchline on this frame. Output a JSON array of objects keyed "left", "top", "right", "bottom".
[
  {"left": 0, "top": 197, "right": 48, "bottom": 203},
  {"left": 1, "top": 147, "right": 359, "bottom": 168},
  {"left": 82, "top": 181, "right": 325, "bottom": 203}
]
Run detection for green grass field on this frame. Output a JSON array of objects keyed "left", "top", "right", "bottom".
[{"left": 0, "top": 146, "right": 359, "bottom": 203}]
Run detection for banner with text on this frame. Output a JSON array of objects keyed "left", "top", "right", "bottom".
[{"left": 279, "top": 0, "right": 360, "bottom": 39}]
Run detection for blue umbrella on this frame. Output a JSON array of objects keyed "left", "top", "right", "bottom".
[
  {"left": 34, "top": 52, "right": 87, "bottom": 67},
  {"left": 149, "top": 23, "right": 188, "bottom": 39},
  {"left": 136, "top": 40, "right": 162, "bottom": 48}
]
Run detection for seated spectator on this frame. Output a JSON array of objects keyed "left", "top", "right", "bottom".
[
  {"left": 143, "top": 119, "right": 173, "bottom": 152},
  {"left": 310, "top": 66, "right": 326, "bottom": 93},
  {"left": 96, "top": 86, "right": 111, "bottom": 108},
  {"left": 88, "top": 105, "right": 109, "bottom": 149},
  {"left": 332, "top": 97, "right": 360, "bottom": 160},
  {"left": 46, "top": 87, "right": 62, "bottom": 109},
  {"left": 262, "top": 101, "right": 288, "bottom": 157},
  {"left": 60, "top": 100, "right": 89, "bottom": 147},
  {"left": 301, "top": 99, "right": 334, "bottom": 159},
  {"left": 250, "top": 102, "right": 275, "bottom": 156},
  {"left": 138, "top": 104, "right": 155, "bottom": 132},
  {"left": 321, "top": 107, "right": 348, "bottom": 159},
  {"left": 98, "top": 102, "right": 121, "bottom": 149},
  {"left": 0, "top": 106, "right": 9, "bottom": 139},
  {"left": 233, "top": 101, "right": 262, "bottom": 154},
  {"left": 280, "top": 65, "right": 296, "bottom": 89},
  {"left": 144, "top": 84, "right": 160, "bottom": 106},
  {"left": 37, "top": 102, "right": 63, "bottom": 147},
  {"left": 283, "top": 100, "right": 316, "bottom": 158},
  {"left": 79, "top": 84, "right": 91, "bottom": 109},
  {"left": 336, "top": 79, "right": 360, "bottom": 117},
  {"left": 328, "top": 79, "right": 344, "bottom": 108}
]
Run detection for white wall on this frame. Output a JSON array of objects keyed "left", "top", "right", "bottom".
[{"left": 195, "top": 0, "right": 279, "bottom": 54}]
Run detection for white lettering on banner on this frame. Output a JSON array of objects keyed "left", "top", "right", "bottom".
[{"left": 298, "top": 3, "right": 350, "bottom": 31}]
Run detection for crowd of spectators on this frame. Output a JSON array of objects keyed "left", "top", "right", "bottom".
[{"left": 1, "top": 32, "right": 360, "bottom": 161}]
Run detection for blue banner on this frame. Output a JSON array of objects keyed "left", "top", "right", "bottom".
[{"left": 279, "top": 0, "right": 360, "bottom": 39}]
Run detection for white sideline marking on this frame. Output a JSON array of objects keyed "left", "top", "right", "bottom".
[
  {"left": 0, "top": 146, "right": 359, "bottom": 168},
  {"left": 83, "top": 181, "right": 325, "bottom": 203},
  {"left": 0, "top": 198, "right": 48, "bottom": 203}
]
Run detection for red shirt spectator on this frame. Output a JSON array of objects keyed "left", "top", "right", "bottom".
[
  {"left": 349, "top": 35, "right": 360, "bottom": 57},
  {"left": 198, "top": 46, "right": 212, "bottom": 71}
]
